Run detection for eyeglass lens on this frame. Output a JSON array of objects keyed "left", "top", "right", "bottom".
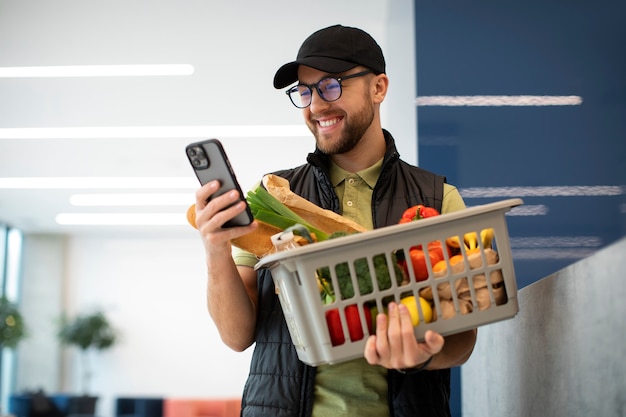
[{"left": 288, "top": 77, "right": 342, "bottom": 108}]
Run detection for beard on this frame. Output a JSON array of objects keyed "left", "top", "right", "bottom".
[{"left": 309, "top": 96, "right": 375, "bottom": 155}]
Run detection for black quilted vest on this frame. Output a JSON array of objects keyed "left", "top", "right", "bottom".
[{"left": 241, "top": 130, "right": 451, "bottom": 417}]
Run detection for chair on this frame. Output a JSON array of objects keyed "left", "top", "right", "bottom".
[
  {"left": 8, "top": 394, "right": 31, "bottom": 417},
  {"left": 163, "top": 398, "right": 240, "bottom": 417},
  {"left": 50, "top": 394, "right": 97, "bottom": 417},
  {"left": 8, "top": 392, "right": 99, "bottom": 417},
  {"left": 115, "top": 397, "right": 163, "bottom": 417},
  {"left": 9, "top": 392, "right": 67, "bottom": 417}
]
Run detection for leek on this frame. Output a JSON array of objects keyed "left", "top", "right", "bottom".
[{"left": 246, "top": 185, "right": 329, "bottom": 241}]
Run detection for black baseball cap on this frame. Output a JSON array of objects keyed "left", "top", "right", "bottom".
[{"left": 273, "top": 24, "right": 386, "bottom": 89}]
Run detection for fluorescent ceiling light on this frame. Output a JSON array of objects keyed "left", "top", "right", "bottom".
[
  {"left": 0, "top": 177, "right": 197, "bottom": 189},
  {"left": 0, "top": 125, "right": 311, "bottom": 139},
  {"left": 416, "top": 95, "right": 583, "bottom": 106},
  {"left": 70, "top": 193, "right": 195, "bottom": 206},
  {"left": 56, "top": 213, "right": 187, "bottom": 226},
  {"left": 0, "top": 64, "right": 194, "bottom": 77}
]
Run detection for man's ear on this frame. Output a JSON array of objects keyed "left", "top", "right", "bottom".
[{"left": 372, "top": 74, "right": 389, "bottom": 104}]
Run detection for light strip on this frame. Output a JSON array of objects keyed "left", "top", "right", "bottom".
[
  {"left": 512, "top": 248, "right": 597, "bottom": 260},
  {"left": 0, "top": 177, "right": 196, "bottom": 189},
  {"left": 70, "top": 193, "right": 195, "bottom": 206},
  {"left": 505, "top": 205, "right": 548, "bottom": 216},
  {"left": 55, "top": 213, "right": 187, "bottom": 226},
  {"left": 0, "top": 64, "right": 194, "bottom": 77},
  {"left": 0, "top": 125, "right": 311, "bottom": 139},
  {"left": 416, "top": 95, "right": 583, "bottom": 106},
  {"left": 460, "top": 185, "right": 623, "bottom": 198},
  {"left": 511, "top": 236, "right": 602, "bottom": 248}
]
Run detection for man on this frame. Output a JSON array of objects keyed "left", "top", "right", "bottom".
[{"left": 194, "top": 24, "right": 477, "bottom": 417}]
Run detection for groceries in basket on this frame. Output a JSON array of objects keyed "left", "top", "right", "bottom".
[{"left": 311, "top": 205, "right": 509, "bottom": 346}]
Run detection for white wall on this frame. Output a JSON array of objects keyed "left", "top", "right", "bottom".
[
  {"left": 18, "top": 232, "right": 253, "bottom": 417},
  {"left": 18, "top": 235, "right": 65, "bottom": 391},
  {"left": 64, "top": 233, "right": 253, "bottom": 401},
  {"left": 13, "top": 232, "right": 258, "bottom": 416},
  {"left": 8, "top": 1, "right": 417, "bottom": 417}
]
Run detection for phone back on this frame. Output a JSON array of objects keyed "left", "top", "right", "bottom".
[{"left": 186, "top": 139, "right": 253, "bottom": 227}]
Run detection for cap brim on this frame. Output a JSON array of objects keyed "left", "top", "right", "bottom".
[{"left": 273, "top": 57, "right": 358, "bottom": 89}]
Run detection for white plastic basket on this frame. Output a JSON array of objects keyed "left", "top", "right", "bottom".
[{"left": 256, "top": 198, "right": 523, "bottom": 366}]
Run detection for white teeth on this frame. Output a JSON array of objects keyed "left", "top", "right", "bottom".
[{"left": 319, "top": 118, "right": 339, "bottom": 127}]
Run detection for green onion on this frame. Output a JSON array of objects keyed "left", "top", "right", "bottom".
[{"left": 246, "top": 185, "right": 329, "bottom": 241}]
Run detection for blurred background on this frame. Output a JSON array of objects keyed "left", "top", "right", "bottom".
[{"left": 0, "top": 0, "right": 623, "bottom": 416}]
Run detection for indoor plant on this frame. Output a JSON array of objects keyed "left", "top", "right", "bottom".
[
  {"left": 58, "top": 310, "right": 117, "bottom": 413},
  {"left": 0, "top": 297, "right": 27, "bottom": 417},
  {"left": 0, "top": 296, "right": 26, "bottom": 348}
]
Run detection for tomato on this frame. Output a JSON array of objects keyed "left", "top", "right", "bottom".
[
  {"left": 409, "top": 246, "right": 442, "bottom": 281},
  {"left": 325, "top": 304, "right": 373, "bottom": 346}
]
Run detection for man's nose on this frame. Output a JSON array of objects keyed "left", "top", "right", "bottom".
[{"left": 309, "top": 88, "right": 330, "bottom": 113}]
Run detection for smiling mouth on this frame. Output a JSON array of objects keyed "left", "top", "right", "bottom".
[{"left": 318, "top": 117, "right": 342, "bottom": 128}]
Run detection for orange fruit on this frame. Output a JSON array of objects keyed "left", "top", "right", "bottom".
[
  {"left": 186, "top": 204, "right": 198, "bottom": 229},
  {"left": 433, "top": 254, "right": 464, "bottom": 273}
]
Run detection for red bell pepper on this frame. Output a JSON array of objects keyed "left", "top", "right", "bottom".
[
  {"left": 325, "top": 304, "right": 373, "bottom": 346},
  {"left": 325, "top": 309, "right": 345, "bottom": 346},
  {"left": 398, "top": 205, "right": 446, "bottom": 281},
  {"left": 399, "top": 204, "right": 440, "bottom": 223}
]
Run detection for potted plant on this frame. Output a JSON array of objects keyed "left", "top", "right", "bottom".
[
  {"left": 0, "top": 296, "right": 27, "bottom": 348},
  {"left": 0, "top": 297, "right": 27, "bottom": 417},
  {"left": 57, "top": 311, "right": 117, "bottom": 414}
]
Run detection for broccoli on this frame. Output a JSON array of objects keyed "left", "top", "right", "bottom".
[{"left": 317, "top": 232, "right": 405, "bottom": 301}]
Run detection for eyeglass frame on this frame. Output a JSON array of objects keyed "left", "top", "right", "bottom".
[{"left": 285, "top": 69, "right": 374, "bottom": 108}]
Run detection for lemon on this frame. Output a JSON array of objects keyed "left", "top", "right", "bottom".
[{"left": 400, "top": 296, "right": 433, "bottom": 326}]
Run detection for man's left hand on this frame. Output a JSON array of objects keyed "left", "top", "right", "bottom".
[{"left": 363, "top": 301, "right": 444, "bottom": 370}]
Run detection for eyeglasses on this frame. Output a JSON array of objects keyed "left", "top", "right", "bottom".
[{"left": 285, "top": 70, "right": 373, "bottom": 108}]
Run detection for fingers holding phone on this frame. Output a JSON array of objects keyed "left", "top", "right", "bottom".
[
  {"left": 186, "top": 139, "right": 254, "bottom": 229},
  {"left": 194, "top": 180, "right": 255, "bottom": 233}
]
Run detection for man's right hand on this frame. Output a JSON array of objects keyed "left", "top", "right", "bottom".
[{"left": 194, "top": 180, "right": 258, "bottom": 254}]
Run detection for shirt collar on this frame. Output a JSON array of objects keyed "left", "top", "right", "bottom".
[{"left": 328, "top": 157, "right": 384, "bottom": 188}]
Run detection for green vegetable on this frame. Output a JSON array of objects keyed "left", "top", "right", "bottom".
[
  {"left": 246, "top": 185, "right": 329, "bottom": 241},
  {"left": 317, "top": 232, "right": 405, "bottom": 302}
]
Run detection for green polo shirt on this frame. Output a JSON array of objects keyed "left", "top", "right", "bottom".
[{"left": 313, "top": 158, "right": 388, "bottom": 417}]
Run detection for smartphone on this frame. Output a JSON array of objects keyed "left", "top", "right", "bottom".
[{"left": 185, "top": 138, "right": 254, "bottom": 228}]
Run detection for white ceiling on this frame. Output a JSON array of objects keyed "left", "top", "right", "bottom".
[{"left": 0, "top": 0, "right": 417, "bottom": 236}]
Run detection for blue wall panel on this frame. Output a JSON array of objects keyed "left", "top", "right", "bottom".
[
  {"left": 415, "top": 2, "right": 625, "bottom": 415},
  {"left": 415, "top": 0, "right": 626, "bottom": 288}
]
